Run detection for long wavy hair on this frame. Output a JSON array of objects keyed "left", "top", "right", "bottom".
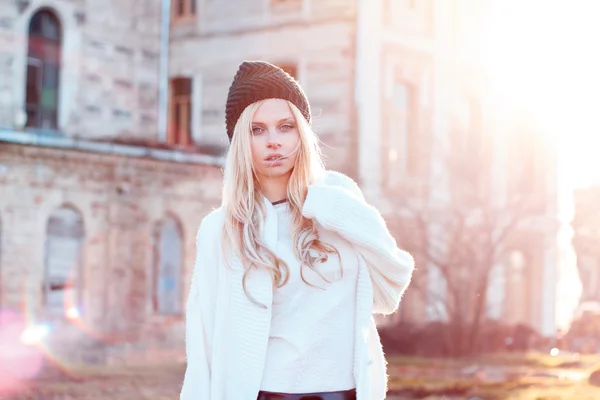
[{"left": 221, "top": 100, "right": 341, "bottom": 306}]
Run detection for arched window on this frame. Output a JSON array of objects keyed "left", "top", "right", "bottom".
[
  {"left": 486, "top": 262, "right": 505, "bottom": 320},
  {"left": 509, "top": 250, "right": 526, "bottom": 281},
  {"left": 505, "top": 249, "right": 529, "bottom": 324},
  {"left": 26, "top": 9, "right": 61, "bottom": 130},
  {"left": 44, "top": 206, "right": 84, "bottom": 316},
  {"left": 152, "top": 216, "right": 183, "bottom": 315}
]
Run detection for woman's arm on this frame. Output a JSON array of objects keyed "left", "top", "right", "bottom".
[
  {"left": 302, "top": 172, "right": 414, "bottom": 315},
  {"left": 180, "top": 211, "right": 220, "bottom": 400}
]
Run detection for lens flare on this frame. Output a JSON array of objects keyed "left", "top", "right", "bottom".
[
  {"left": 66, "top": 306, "right": 80, "bottom": 320},
  {"left": 0, "top": 309, "right": 45, "bottom": 394},
  {"left": 20, "top": 324, "right": 51, "bottom": 345}
]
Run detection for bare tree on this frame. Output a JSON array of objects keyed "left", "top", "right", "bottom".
[{"left": 389, "top": 122, "right": 546, "bottom": 356}]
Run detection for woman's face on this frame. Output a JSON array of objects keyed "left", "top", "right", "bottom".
[{"left": 250, "top": 99, "right": 301, "bottom": 182}]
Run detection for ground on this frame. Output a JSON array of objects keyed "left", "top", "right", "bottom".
[{"left": 1, "top": 353, "right": 599, "bottom": 400}]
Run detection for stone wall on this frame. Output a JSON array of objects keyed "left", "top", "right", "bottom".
[
  {"left": 0, "top": 0, "right": 162, "bottom": 140},
  {"left": 0, "top": 143, "right": 222, "bottom": 364}
]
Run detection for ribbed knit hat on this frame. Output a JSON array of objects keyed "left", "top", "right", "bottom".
[{"left": 225, "top": 60, "right": 311, "bottom": 141}]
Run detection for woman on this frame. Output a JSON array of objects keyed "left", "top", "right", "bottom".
[{"left": 180, "top": 60, "right": 415, "bottom": 400}]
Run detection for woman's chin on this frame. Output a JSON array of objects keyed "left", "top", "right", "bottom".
[{"left": 257, "top": 166, "right": 293, "bottom": 179}]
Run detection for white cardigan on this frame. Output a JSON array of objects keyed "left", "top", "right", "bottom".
[{"left": 180, "top": 171, "right": 415, "bottom": 400}]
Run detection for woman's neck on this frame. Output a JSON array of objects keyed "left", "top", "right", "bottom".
[{"left": 259, "top": 175, "right": 289, "bottom": 203}]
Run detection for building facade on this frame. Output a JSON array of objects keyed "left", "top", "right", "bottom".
[
  {"left": 0, "top": 0, "right": 575, "bottom": 365},
  {"left": 572, "top": 186, "right": 600, "bottom": 305},
  {"left": 0, "top": 0, "right": 225, "bottom": 365}
]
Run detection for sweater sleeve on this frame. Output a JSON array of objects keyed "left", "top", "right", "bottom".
[
  {"left": 180, "top": 212, "right": 220, "bottom": 400},
  {"left": 302, "top": 173, "right": 415, "bottom": 315}
]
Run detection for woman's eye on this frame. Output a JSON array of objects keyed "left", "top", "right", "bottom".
[
  {"left": 252, "top": 127, "right": 264, "bottom": 135},
  {"left": 280, "top": 124, "right": 295, "bottom": 131}
]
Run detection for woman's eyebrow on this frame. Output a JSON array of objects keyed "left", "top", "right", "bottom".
[{"left": 252, "top": 118, "right": 294, "bottom": 125}]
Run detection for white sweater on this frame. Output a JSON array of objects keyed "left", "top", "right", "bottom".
[
  {"left": 260, "top": 201, "right": 358, "bottom": 393},
  {"left": 180, "top": 171, "right": 415, "bottom": 400}
]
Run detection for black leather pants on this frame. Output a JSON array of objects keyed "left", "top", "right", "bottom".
[{"left": 257, "top": 389, "right": 357, "bottom": 400}]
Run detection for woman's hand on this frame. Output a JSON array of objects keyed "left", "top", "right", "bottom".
[{"left": 301, "top": 172, "right": 415, "bottom": 315}]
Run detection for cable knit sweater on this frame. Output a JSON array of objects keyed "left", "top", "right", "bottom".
[{"left": 180, "top": 171, "right": 415, "bottom": 400}]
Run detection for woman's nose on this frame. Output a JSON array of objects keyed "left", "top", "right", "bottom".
[{"left": 266, "top": 129, "right": 281, "bottom": 148}]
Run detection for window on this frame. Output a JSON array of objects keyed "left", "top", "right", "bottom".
[
  {"left": 25, "top": 9, "right": 61, "bottom": 130},
  {"left": 168, "top": 77, "right": 192, "bottom": 146},
  {"left": 382, "top": 0, "right": 392, "bottom": 25},
  {"left": 451, "top": 96, "right": 490, "bottom": 200},
  {"left": 507, "top": 119, "right": 543, "bottom": 200},
  {"left": 277, "top": 63, "right": 298, "bottom": 80},
  {"left": 384, "top": 0, "right": 434, "bottom": 34},
  {"left": 152, "top": 216, "right": 183, "bottom": 315},
  {"left": 387, "top": 82, "right": 419, "bottom": 185},
  {"left": 44, "top": 206, "right": 84, "bottom": 317},
  {"left": 506, "top": 128, "right": 547, "bottom": 213},
  {"left": 486, "top": 262, "right": 505, "bottom": 320},
  {"left": 505, "top": 250, "right": 530, "bottom": 324},
  {"left": 467, "top": 97, "right": 483, "bottom": 158},
  {"left": 172, "top": 0, "right": 196, "bottom": 21},
  {"left": 270, "top": 0, "right": 303, "bottom": 14}
]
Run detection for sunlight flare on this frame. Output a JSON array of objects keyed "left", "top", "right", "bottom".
[{"left": 481, "top": 0, "right": 600, "bottom": 188}]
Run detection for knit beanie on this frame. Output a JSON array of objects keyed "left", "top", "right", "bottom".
[{"left": 225, "top": 60, "right": 311, "bottom": 142}]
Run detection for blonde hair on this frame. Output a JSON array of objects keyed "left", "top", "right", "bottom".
[{"left": 221, "top": 100, "right": 341, "bottom": 306}]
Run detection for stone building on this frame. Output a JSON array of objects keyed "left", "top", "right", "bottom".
[
  {"left": 572, "top": 186, "right": 600, "bottom": 304},
  {"left": 0, "top": 0, "right": 224, "bottom": 365},
  {"left": 0, "top": 0, "right": 576, "bottom": 365}
]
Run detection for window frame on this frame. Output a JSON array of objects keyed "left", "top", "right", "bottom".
[
  {"left": 171, "top": 0, "right": 196, "bottom": 23},
  {"left": 385, "top": 80, "right": 420, "bottom": 186},
  {"left": 43, "top": 205, "right": 85, "bottom": 319},
  {"left": 25, "top": 8, "right": 62, "bottom": 131},
  {"left": 167, "top": 77, "right": 193, "bottom": 147},
  {"left": 151, "top": 216, "right": 184, "bottom": 316}
]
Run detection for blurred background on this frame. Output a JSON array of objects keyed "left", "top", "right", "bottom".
[{"left": 0, "top": 0, "right": 599, "bottom": 399}]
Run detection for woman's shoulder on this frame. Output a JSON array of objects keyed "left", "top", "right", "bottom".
[
  {"left": 196, "top": 206, "right": 225, "bottom": 240},
  {"left": 320, "top": 170, "right": 364, "bottom": 199}
]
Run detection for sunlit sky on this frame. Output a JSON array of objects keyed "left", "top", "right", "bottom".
[
  {"left": 480, "top": 0, "right": 600, "bottom": 188},
  {"left": 477, "top": 0, "right": 598, "bottom": 329}
]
